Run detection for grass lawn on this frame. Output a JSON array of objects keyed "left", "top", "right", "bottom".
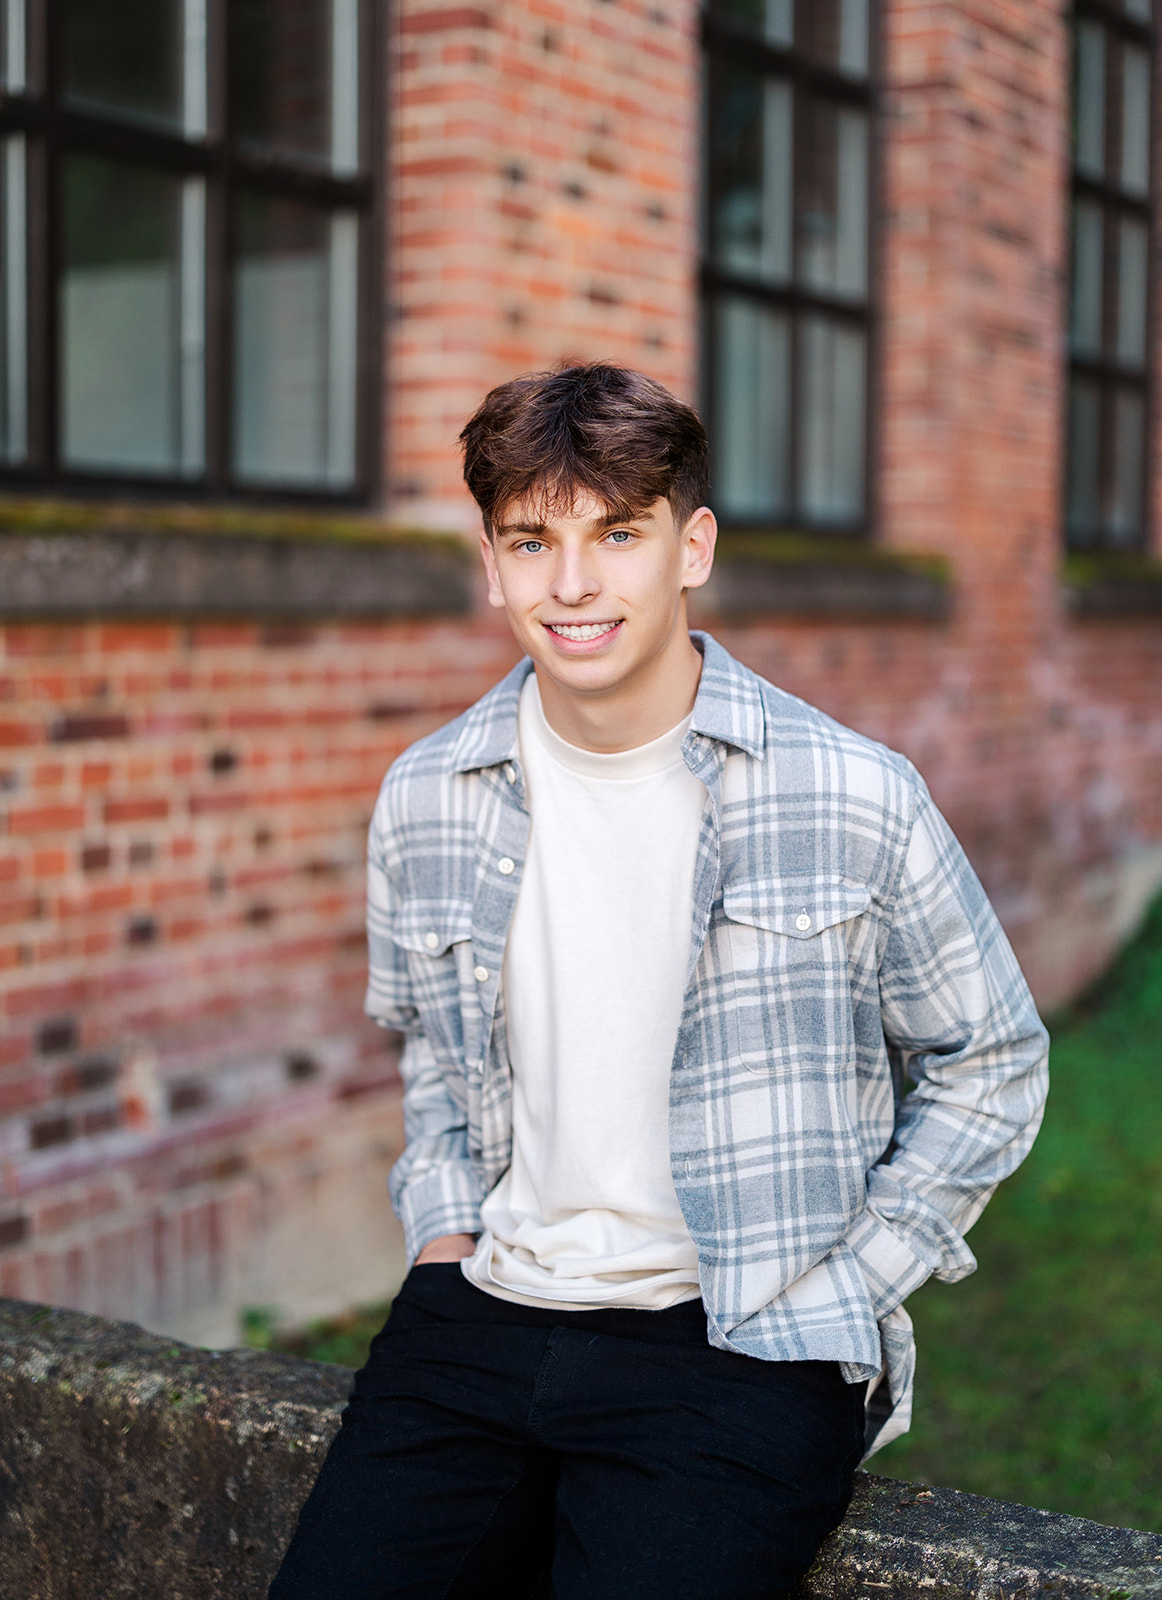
[
  {"left": 875, "top": 894, "right": 1162, "bottom": 1532},
  {"left": 263, "top": 896, "right": 1162, "bottom": 1533}
]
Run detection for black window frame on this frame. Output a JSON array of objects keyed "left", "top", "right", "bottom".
[
  {"left": 700, "top": 0, "right": 880, "bottom": 538},
  {"left": 1065, "top": 0, "right": 1156, "bottom": 551},
  {"left": 0, "top": 0, "right": 383, "bottom": 507}
]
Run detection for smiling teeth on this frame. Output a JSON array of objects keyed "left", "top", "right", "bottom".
[{"left": 549, "top": 622, "right": 619, "bottom": 641}]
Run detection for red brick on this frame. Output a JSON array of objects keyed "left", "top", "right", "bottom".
[
  {"left": 32, "top": 849, "right": 69, "bottom": 878},
  {"left": 6, "top": 803, "right": 86, "bottom": 835},
  {"left": 103, "top": 797, "right": 170, "bottom": 823},
  {"left": 0, "top": 894, "right": 42, "bottom": 926}
]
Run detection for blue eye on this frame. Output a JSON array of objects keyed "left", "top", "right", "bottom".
[
  {"left": 519, "top": 539, "right": 545, "bottom": 554},
  {"left": 606, "top": 530, "right": 633, "bottom": 544}
]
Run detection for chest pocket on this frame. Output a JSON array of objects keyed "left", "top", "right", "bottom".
[
  {"left": 721, "top": 877, "right": 871, "bottom": 1073},
  {"left": 388, "top": 898, "right": 476, "bottom": 1064}
]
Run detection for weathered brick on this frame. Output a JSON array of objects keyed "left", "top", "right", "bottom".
[{"left": 51, "top": 714, "right": 131, "bottom": 743}]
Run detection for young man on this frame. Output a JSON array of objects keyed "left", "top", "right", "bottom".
[{"left": 270, "top": 364, "right": 1049, "bottom": 1600}]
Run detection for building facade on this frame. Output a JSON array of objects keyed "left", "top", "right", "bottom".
[{"left": 1, "top": 0, "right": 1160, "bottom": 1344}]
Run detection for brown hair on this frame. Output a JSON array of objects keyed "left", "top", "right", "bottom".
[{"left": 459, "top": 363, "right": 709, "bottom": 537}]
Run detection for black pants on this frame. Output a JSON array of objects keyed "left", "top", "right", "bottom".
[{"left": 269, "top": 1264, "right": 866, "bottom": 1600}]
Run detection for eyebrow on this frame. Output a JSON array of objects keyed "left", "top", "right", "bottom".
[{"left": 494, "top": 508, "right": 657, "bottom": 540}]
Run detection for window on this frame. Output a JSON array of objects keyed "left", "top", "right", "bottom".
[
  {"left": 702, "top": 0, "right": 874, "bottom": 533},
  {"left": 1066, "top": 0, "right": 1154, "bottom": 548},
  {"left": 0, "top": 0, "right": 376, "bottom": 498}
]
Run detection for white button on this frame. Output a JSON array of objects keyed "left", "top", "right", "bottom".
[
  {"left": 795, "top": 913, "right": 812, "bottom": 932},
  {"left": 498, "top": 857, "right": 515, "bottom": 876},
  {"left": 505, "top": 765, "right": 517, "bottom": 784},
  {"left": 474, "top": 965, "right": 489, "bottom": 983},
  {"left": 424, "top": 931, "right": 440, "bottom": 950}
]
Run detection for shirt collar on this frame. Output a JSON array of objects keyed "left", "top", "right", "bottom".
[{"left": 448, "top": 630, "right": 766, "bottom": 774}]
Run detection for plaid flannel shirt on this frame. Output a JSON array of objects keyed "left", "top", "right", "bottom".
[{"left": 365, "top": 633, "right": 1049, "bottom": 1452}]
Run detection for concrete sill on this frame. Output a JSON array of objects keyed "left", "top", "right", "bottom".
[
  {"left": 0, "top": 498, "right": 473, "bottom": 619},
  {"left": 697, "top": 534, "right": 952, "bottom": 621},
  {"left": 2, "top": 1298, "right": 1159, "bottom": 1600},
  {"left": 1064, "top": 552, "right": 1162, "bottom": 619}
]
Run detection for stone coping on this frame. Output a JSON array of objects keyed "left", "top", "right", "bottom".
[
  {"left": 1, "top": 1298, "right": 1159, "bottom": 1599},
  {"left": 697, "top": 533, "right": 953, "bottom": 622},
  {"left": 1064, "top": 552, "right": 1162, "bottom": 618},
  {"left": 0, "top": 529, "right": 473, "bottom": 619}
]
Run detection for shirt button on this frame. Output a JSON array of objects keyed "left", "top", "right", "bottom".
[
  {"left": 424, "top": 931, "right": 440, "bottom": 950},
  {"left": 474, "top": 965, "right": 489, "bottom": 983},
  {"left": 498, "top": 857, "right": 515, "bottom": 875},
  {"left": 505, "top": 764, "right": 517, "bottom": 784},
  {"left": 795, "top": 913, "right": 812, "bottom": 932}
]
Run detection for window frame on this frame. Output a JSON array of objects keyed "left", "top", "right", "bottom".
[
  {"left": 700, "top": 1, "right": 881, "bottom": 538},
  {"left": 1065, "top": 0, "right": 1156, "bottom": 552},
  {"left": 0, "top": 0, "right": 383, "bottom": 506}
]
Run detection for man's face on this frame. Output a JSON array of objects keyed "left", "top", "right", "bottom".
[{"left": 479, "top": 493, "right": 715, "bottom": 705}]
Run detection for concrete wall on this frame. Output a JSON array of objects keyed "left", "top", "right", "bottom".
[{"left": 1, "top": 1299, "right": 1160, "bottom": 1600}]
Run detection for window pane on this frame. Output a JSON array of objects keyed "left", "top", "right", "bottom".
[
  {"left": 1124, "top": 0, "right": 1151, "bottom": 20},
  {"left": 60, "top": 156, "right": 204, "bottom": 476},
  {"left": 712, "top": 296, "right": 790, "bottom": 520},
  {"left": 709, "top": 61, "right": 792, "bottom": 285},
  {"left": 1107, "top": 389, "right": 1144, "bottom": 543},
  {"left": 1116, "top": 216, "right": 1148, "bottom": 366},
  {"left": 795, "top": 0, "right": 869, "bottom": 77},
  {"left": 798, "top": 103, "right": 867, "bottom": 299},
  {"left": 0, "top": 132, "right": 26, "bottom": 462},
  {"left": 1065, "top": 378, "right": 1101, "bottom": 542},
  {"left": 232, "top": 0, "right": 359, "bottom": 172},
  {"left": 61, "top": 0, "right": 185, "bottom": 131},
  {"left": 1069, "top": 198, "right": 1104, "bottom": 356},
  {"left": 708, "top": 0, "right": 792, "bottom": 45},
  {"left": 1075, "top": 21, "right": 1106, "bottom": 179},
  {"left": 3, "top": 0, "right": 25, "bottom": 93},
  {"left": 799, "top": 316, "right": 865, "bottom": 523},
  {"left": 232, "top": 195, "right": 358, "bottom": 488},
  {"left": 1120, "top": 44, "right": 1151, "bottom": 197}
]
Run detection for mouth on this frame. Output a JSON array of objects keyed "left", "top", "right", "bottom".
[{"left": 544, "top": 620, "right": 622, "bottom": 643}]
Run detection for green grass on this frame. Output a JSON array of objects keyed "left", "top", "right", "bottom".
[
  {"left": 875, "top": 895, "right": 1162, "bottom": 1532},
  {"left": 252, "top": 1300, "right": 393, "bottom": 1371},
  {"left": 259, "top": 898, "right": 1162, "bottom": 1533}
]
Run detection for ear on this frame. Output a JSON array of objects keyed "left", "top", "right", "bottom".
[
  {"left": 479, "top": 530, "right": 507, "bottom": 609},
  {"left": 679, "top": 507, "right": 717, "bottom": 592}
]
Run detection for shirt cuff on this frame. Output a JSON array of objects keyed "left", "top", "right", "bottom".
[
  {"left": 394, "top": 1161, "right": 485, "bottom": 1266},
  {"left": 845, "top": 1210, "right": 935, "bottom": 1321}
]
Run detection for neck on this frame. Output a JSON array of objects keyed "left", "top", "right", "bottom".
[{"left": 534, "top": 623, "right": 703, "bottom": 753}]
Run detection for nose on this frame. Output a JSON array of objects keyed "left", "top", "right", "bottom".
[{"left": 550, "top": 545, "right": 600, "bottom": 606}]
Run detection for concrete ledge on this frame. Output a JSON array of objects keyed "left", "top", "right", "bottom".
[
  {"left": 698, "top": 535, "right": 952, "bottom": 621},
  {"left": 0, "top": 530, "right": 473, "bottom": 619},
  {"left": 1064, "top": 553, "right": 1162, "bottom": 618},
  {"left": 1, "top": 1298, "right": 1159, "bottom": 1600}
]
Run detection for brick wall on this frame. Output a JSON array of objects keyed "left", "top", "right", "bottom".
[
  {"left": 1, "top": 0, "right": 1161, "bottom": 1341},
  {"left": 0, "top": 618, "right": 519, "bottom": 1342}
]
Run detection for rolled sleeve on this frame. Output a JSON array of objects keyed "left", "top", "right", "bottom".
[{"left": 849, "top": 787, "right": 1050, "bottom": 1316}]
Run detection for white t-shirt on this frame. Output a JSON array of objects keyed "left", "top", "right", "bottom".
[{"left": 462, "top": 673, "right": 706, "bottom": 1310}]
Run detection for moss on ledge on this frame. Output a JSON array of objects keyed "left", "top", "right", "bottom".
[
  {"left": 1064, "top": 549, "right": 1162, "bottom": 618},
  {"left": 0, "top": 494, "right": 469, "bottom": 557},
  {"left": 699, "top": 533, "right": 952, "bottom": 621},
  {"left": 713, "top": 531, "right": 951, "bottom": 584}
]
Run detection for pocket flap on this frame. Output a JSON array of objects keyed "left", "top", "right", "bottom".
[
  {"left": 389, "top": 899, "right": 474, "bottom": 956},
  {"left": 723, "top": 878, "right": 871, "bottom": 939}
]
